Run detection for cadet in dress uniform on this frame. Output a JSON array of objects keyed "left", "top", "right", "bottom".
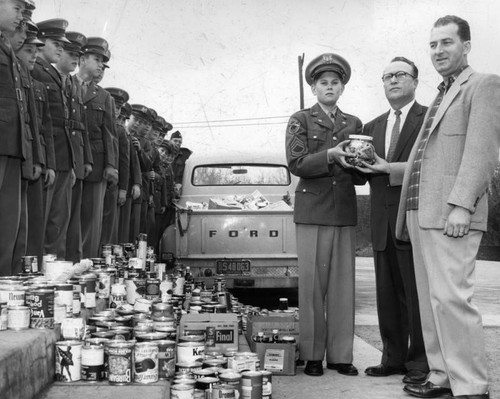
[
  {"left": 119, "top": 103, "right": 142, "bottom": 243},
  {"left": 170, "top": 130, "right": 192, "bottom": 190},
  {"left": 61, "top": 31, "right": 93, "bottom": 263},
  {"left": 285, "top": 53, "right": 364, "bottom": 377},
  {"left": 101, "top": 87, "right": 130, "bottom": 245},
  {"left": 76, "top": 37, "right": 118, "bottom": 258},
  {"left": 32, "top": 18, "right": 74, "bottom": 260}
]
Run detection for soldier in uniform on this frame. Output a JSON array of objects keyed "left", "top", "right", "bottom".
[
  {"left": 285, "top": 53, "right": 364, "bottom": 377},
  {"left": 32, "top": 18, "right": 74, "bottom": 260},
  {"left": 170, "top": 130, "right": 192, "bottom": 192},
  {"left": 75, "top": 37, "right": 118, "bottom": 258},
  {"left": 59, "top": 31, "right": 93, "bottom": 263},
  {"left": 101, "top": 87, "right": 130, "bottom": 245}
]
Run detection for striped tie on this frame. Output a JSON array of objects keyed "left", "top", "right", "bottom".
[{"left": 386, "top": 109, "right": 401, "bottom": 161}]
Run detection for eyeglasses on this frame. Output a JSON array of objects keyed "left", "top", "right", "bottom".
[{"left": 381, "top": 71, "right": 415, "bottom": 83}]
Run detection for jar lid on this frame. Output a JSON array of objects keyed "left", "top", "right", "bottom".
[{"left": 349, "top": 134, "right": 373, "bottom": 141}]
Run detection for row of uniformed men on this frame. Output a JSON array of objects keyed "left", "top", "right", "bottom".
[{"left": 0, "top": 0, "right": 191, "bottom": 276}]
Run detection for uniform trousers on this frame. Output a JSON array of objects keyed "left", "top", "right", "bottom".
[
  {"left": 12, "top": 179, "right": 28, "bottom": 274},
  {"left": 101, "top": 184, "right": 119, "bottom": 245},
  {"left": 81, "top": 180, "right": 107, "bottom": 258},
  {"left": 65, "top": 179, "right": 83, "bottom": 263},
  {"left": 44, "top": 171, "right": 72, "bottom": 259},
  {"left": 26, "top": 177, "right": 45, "bottom": 266},
  {"left": 118, "top": 197, "right": 132, "bottom": 244},
  {"left": 374, "top": 224, "right": 427, "bottom": 371},
  {"left": 296, "top": 223, "right": 355, "bottom": 363},
  {"left": 407, "top": 210, "right": 488, "bottom": 396}
]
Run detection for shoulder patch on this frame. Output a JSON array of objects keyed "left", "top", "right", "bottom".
[{"left": 287, "top": 118, "right": 301, "bottom": 135}]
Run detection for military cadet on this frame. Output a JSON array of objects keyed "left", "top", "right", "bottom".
[
  {"left": 32, "top": 18, "right": 75, "bottom": 260},
  {"left": 119, "top": 102, "right": 142, "bottom": 243},
  {"left": 170, "top": 130, "right": 192, "bottom": 193},
  {"left": 76, "top": 37, "right": 118, "bottom": 258},
  {"left": 59, "top": 31, "right": 93, "bottom": 263},
  {"left": 101, "top": 87, "right": 131, "bottom": 245},
  {"left": 285, "top": 53, "right": 364, "bottom": 377}
]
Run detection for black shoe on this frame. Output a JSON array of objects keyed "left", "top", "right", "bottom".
[
  {"left": 403, "top": 369, "right": 428, "bottom": 384},
  {"left": 403, "top": 381, "right": 452, "bottom": 398},
  {"left": 450, "top": 394, "right": 489, "bottom": 399},
  {"left": 304, "top": 360, "right": 323, "bottom": 376},
  {"left": 326, "top": 363, "right": 358, "bottom": 376},
  {"left": 365, "top": 363, "right": 406, "bottom": 377}
]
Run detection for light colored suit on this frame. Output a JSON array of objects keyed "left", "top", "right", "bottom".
[{"left": 395, "top": 67, "right": 500, "bottom": 396}]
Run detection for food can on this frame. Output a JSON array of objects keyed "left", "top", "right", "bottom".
[
  {"left": 0, "top": 279, "right": 26, "bottom": 306},
  {"left": 0, "top": 301, "right": 8, "bottom": 330},
  {"left": 145, "top": 278, "right": 160, "bottom": 300},
  {"left": 61, "top": 317, "right": 86, "bottom": 340},
  {"left": 85, "top": 338, "right": 109, "bottom": 379},
  {"left": 261, "top": 370, "right": 272, "bottom": 398},
  {"left": 176, "top": 361, "right": 203, "bottom": 374},
  {"left": 153, "top": 316, "right": 175, "bottom": 330},
  {"left": 152, "top": 302, "right": 174, "bottom": 318},
  {"left": 212, "top": 383, "right": 236, "bottom": 399},
  {"left": 53, "top": 283, "right": 73, "bottom": 317},
  {"left": 159, "top": 277, "right": 173, "bottom": 302},
  {"left": 26, "top": 287, "right": 54, "bottom": 329},
  {"left": 171, "top": 384, "right": 195, "bottom": 399},
  {"left": 45, "top": 260, "right": 73, "bottom": 281},
  {"left": 134, "top": 342, "right": 159, "bottom": 384},
  {"left": 7, "top": 305, "right": 30, "bottom": 330},
  {"left": 156, "top": 339, "right": 176, "bottom": 380},
  {"left": 193, "top": 368, "right": 217, "bottom": 379},
  {"left": 154, "top": 326, "right": 177, "bottom": 340},
  {"left": 219, "top": 370, "right": 242, "bottom": 397},
  {"left": 111, "top": 326, "right": 133, "bottom": 340},
  {"left": 172, "top": 275, "right": 185, "bottom": 296},
  {"left": 79, "top": 274, "right": 97, "bottom": 309},
  {"left": 81, "top": 343, "right": 105, "bottom": 381},
  {"left": 21, "top": 255, "right": 38, "bottom": 273},
  {"left": 241, "top": 371, "right": 263, "bottom": 399},
  {"left": 109, "top": 283, "right": 127, "bottom": 308},
  {"left": 135, "top": 332, "right": 168, "bottom": 342},
  {"left": 195, "top": 376, "right": 220, "bottom": 391},
  {"left": 107, "top": 340, "right": 135, "bottom": 385},
  {"left": 41, "top": 253, "right": 57, "bottom": 274},
  {"left": 97, "top": 272, "right": 111, "bottom": 299},
  {"left": 134, "top": 297, "right": 152, "bottom": 313},
  {"left": 125, "top": 277, "right": 146, "bottom": 305},
  {"left": 177, "top": 341, "right": 205, "bottom": 364},
  {"left": 92, "top": 330, "right": 117, "bottom": 340},
  {"left": 67, "top": 277, "right": 81, "bottom": 316},
  {"left": 112, "top": 244, "right": 124, "bottom": 257},
  {"left": 55, "top": 340, "right": 82, "bottom": 382}
]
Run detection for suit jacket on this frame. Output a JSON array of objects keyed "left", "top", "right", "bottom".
[
  {"left": 396, "top": 68, "right": 500, "bottom": 240},
  {"left": 33, "top": 79, "right": 56, "bottom": 171},
  {"left": 363, "top": 102, "right": 427, "bottom": 251},
  {"left": 83, "top": 82, "right": 117, "bottom": 182},
  {"left": 68, "top": 76, "right": 93, "bottom": 180},
  {"left": 32, "top": 57, "right": 74, "bottom": 171},
  {"left": 286, "top": 103, "right": 364, "bottom": 226}
]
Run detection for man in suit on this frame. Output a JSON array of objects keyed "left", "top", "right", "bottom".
[
  {"left": 285, "top": 53, "right": 364, "bottom": 377},
  {"left": 32, "top": 18, "right": 75, "bottom": 260},
  {"left": 358, "top": 57, "right": 429, "bottom": 384},
  {"left": 76, "top": 37, "right": 118, "bottom": 258},
  {"left": 375, "top": 16, "right": 499, "bottom": 399}
]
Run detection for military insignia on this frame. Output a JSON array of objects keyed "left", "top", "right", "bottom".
[
  {"left": 287, "top": 118, "right": 301, "bottom": 135},
  {"left": 290, "top": 135, "right": 306, "bottom": 157},
  {"left": 322, "top": 54, "right": 335, "bottom": 64}
]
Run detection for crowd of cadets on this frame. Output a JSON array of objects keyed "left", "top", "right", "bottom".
[{"left": 0, "top": 0, "right": 192, "bottom": 276}]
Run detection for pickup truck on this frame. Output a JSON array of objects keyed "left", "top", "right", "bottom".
[{"left": 160, "top": 150, "right": 299, "bottom": 289}]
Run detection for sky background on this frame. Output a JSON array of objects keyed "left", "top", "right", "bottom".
[{"left": 34, "top": 0, "right": 500, "bottom": 158}]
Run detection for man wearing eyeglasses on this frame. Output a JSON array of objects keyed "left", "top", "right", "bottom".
[{"left": 357, "top": 57, "right": 429, "bottom": 385}]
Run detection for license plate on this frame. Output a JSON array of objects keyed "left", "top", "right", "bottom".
[{"left": 216, "top": 259, "right": 251, "bottom": 275}]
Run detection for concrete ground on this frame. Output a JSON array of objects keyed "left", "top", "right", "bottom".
[{"left": 37, "top": 258, "right": 500, "bottom": 399}]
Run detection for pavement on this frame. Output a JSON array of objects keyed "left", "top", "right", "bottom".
[{"left": 33, "top": 257, "right": 500, "bottom": 399}]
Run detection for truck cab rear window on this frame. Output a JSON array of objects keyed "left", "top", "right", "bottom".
[{"left": 192, "top": 164, "right": 291, "bottom": 186}]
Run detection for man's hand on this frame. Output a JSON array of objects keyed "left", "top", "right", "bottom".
[
  {"left": 355, "top": 153, "right": 390, "bottom": 174},
  {"left": 118, "top": 189, "right": 127, "bottom": 206},
  {"left": 103, "top": 166, "right": 119, "bottom": 186},
  {"left": 70, "top": 169, "right": 76, "bottom": 187},
  {"left": 444, "top": 205, "right": 471, "bottom": 237},
  {"left": 32, "top": 164, "right": 43, "bottom": 180},
  {"left": 44, "top": 168, "right": 56, "bottom": 187},
  {"left": 131, "top": 184, "right": 141, "bottom": 200},
  {"left": 327, "top": 139, "right": 354, "bottom": 168},
  {"left": 83, "top": 163, "right": 93, "bottom": 179},
  {"left": 131, "top": 136, "right": 141, "bottom": 151},
  {"left": 160, "top": 206, "right": 166, "bottom": 214},
  {"left": 148, "top": 171, "right": 156, "bottom": 180}
]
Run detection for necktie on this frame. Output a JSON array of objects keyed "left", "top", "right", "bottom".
[
  {"left": 328, "top": 111, "right": 335, "bottom": 124},
  {"left": 386, "top": 109, "right": 401, "bottom": 161}
]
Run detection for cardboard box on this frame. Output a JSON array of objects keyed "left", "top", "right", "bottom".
[
  {"left": 180, "top": 313, "right": 239, "bottom": 350},
  {"left": 245, "top": 314, "right": 299, "bottom": 347},
  {"left": 253, "top": 342, "right": 297, "bottom": 375}
]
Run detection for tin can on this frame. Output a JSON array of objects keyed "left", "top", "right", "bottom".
[
  {"left": 195, "top": 376, "right": 220, "bottom": 391},
  {"left": 171, "top": 384, "right": 195, "bottom": 399},
  {"left": 54, "top": 304, "right": 67, "bottom": 323},
  {"left": 22, "top": 255, "right": 38, "bottom": 273},
  {"left": 7, "top": 305, "right": 30, "bottom": 330},
  {"left": 112, "top": 244, "right": 124, "bottom": 257},
  {"left": 111, "top": 326, "right": 133, "bottom": 340},
  {"left": 81, "top": 344, "right": 105, "bottom": 381},
  {"left": 212, "top": 383, "right": 236, "bottom": 399},
  {"left": 176, "top": 361, "right": 203, "bottom": 374},
  {"left": 109, "top": 283, "right": 127, "bottom": 308},
  {"left": 241, "top": 371, "right": 263, "bottom": 399},
  {"left": 154, "top": 326, "right": 177, "bottom": 340},
  {"left": 261, "top": 370, "right": 272, "bottom": 398},
  {"left": 177, "top": 341, "right": 205, "bottom": 364},
  {"left": 125, "top": 278, "right": 146, "bottom": 305},
  {"left": 79, "top": 274, "right": 97, "bottom": 309},
  {"left": 134, "top": 297, "right": 153, "bottom": 313},
  {"left": 152, "top": 301, "right": 174, "bottom": 318},
  {"left": 193, "top": 368, "right": 217, "bottom": 379},
  {"left": 200, "top": 290, "right": 213, "bottom": 303},
  {"left": 278, "top": 297, "right": 288, "bottom": 311},
  {"left": 0, "top": 301, "right": 8, "bottom": 330},
  {"left": 135, "top": 332, "right": 167, "bottom": 342},
  {"left": 84, "top": 338, "right": 109, "bottom": 379},
  {"left": 41, "top": 253, "right": 57, "bottom": 274},
  {"left": 107, "top": 340, "right": 135, "bottom": 385},
  {"left": 134, "top": 342, "right": 159, "bottom": 384},
  {"left": 61, "top": 317, "right": 86, "bottom": 340},
  {"left": 101, "top": 244, "right": 112, "bottom": 258},
  {"left": 97, "top": 272, "right": 111, "bottom": 299},
  {"left": 53, "top": 283, "right": 73, "bottom": 317},
  {"left": 145, "top": 278, "right": 160, "bottom": 300},
  {"left": 153, "top": 316, "right": 175, "bottom": 330},
  {"left": 26, "top": 287, "right": 54, "bottom": 329},
  {"left": 156, "top": 339, "right": 176, "bottom": 380},
  {"left": 159, "top": 277, "right": 173, "bottom": 302},
  {"left": 0, "top": 280, "right": 26, "bottom": 306},
  {"left": 67, "top": 278, "right": 81, "bottom": 316},
  {"left": 55, "top": 340, "right": 82, "bottom": 382},
  {"left": 45, "top": 260, "right": 73, "bottom": 281},
  {"left": 92, "top": 330, "right": 116, "bottom": 340},
  {"left": 213, "top": 304, "right": 227, "bottom": 313},
  {"left": 219, "top": 370, "right": 242, "bottom": 397},
  {"left": 172, "top": 275, "right": 185, "bottom": 296}
]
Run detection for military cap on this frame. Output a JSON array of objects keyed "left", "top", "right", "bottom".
[
  {"left": 152, "top": 115, "right": 166, "bottom": 131},
  {"left": 170, "top": 130, "right": 182, "bottom": 139},
  {"left": 103, "top": 49, "right": 111, "bottom": 69},
  {"left": 159, "top": 139, "right": 175, "bottom": 153},
  {"left": 120, "top": 102, "right": 132, "bottom": 119},
  {"left": 25, "top": 23, "right": 44, "bottom": 47},
  {"left": 21, "top": 8, "right": 38, "bottom": 33},
  {"left": 305, "top": 53, "right": 351, "bottom": 85},
  {"left": 64, "top": 31, "right": 87, "bottom": 54},
  {"left": 36, "top": 18, "right": 70, "bottom": 44},
  {"left": 147, "top": 108, "right": 158, "bottom": 123},
  {"left": 131, "top": 104, "right": 150, "bottom": 120},
  {"left": 23, "top": 0, "right": 36, "bottom": 11},
  {"left": 163, "top": 121, "right": 173, "bottom": 133},
  {"left": 105, "top": 87, "right": 130, "bottom": 106},
  {"left": 82, "top": 37, "right": 110, "bottom": 62}
]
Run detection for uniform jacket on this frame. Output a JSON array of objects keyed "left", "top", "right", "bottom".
[
  {"left": 68, "top": 75, "right": 93, "bottom": 180},
  {"left": 32, "top": 57, "right": 74, "bottom": 171},
  {"left": 363, "top": 102, "right": 426, "bottom": 251},
  {"left": 134, "top": 136, "right": 153, "bottom": 204},
  {"left": 127, "top": 132, "right": 142, "bottom": 197},
  {"left": 33, "top": 79, "right": 56, "bottom": 171},
  {"left": 116, "top": 123, "right": 130, "bottom": 191},
  {"left": 396, "top": 68, "right": 500, "bottom": 240},
  {"left": 286, "top": 103, "right": 364, "bottom": 226},
  {"left": 173, "top": 147, "right": 192, "bottom": 184},
  {"left": 83, "top": 82, "right": 117, "bottom": 182}
]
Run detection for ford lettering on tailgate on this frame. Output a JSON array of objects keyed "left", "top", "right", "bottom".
[{"left": 216, "top": 259, "right": 251, "bottom": 274}]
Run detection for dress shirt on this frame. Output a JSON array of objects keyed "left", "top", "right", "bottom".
[{"left": 384, "top": 99, "right": 415, "bottom": 158}]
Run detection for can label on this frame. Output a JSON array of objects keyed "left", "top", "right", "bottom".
[
  {"left": 159, "top": 279, "right": 173, "bottom": 302},
  {"left": 22, "top": 255, "right": 38, "bottom": 273},
  {"left": 81, "top": 345, "right": 104, "bottom": 381},
  {"left": 26, "top": 289, "right": 54, "bottom": 329},
  {"left": 97, "top": 273, "right": 111, "bottom": 299},
  {"left": 55, "top": 341, "right": 82, "bottom": 382},
  {"left": 134, "top": 343, "right": 159, "bottom": 384},
  {"left": 61, "top": 317, "right": 86, "bottom": 340},
  {"left": 157, "top": 340, "right": 176, "bottom": 380},
  {"left": 213, "top": 384, "right": 236, "bottom": 399},
  {"left": 172, "top": 276, "right": 185, "bottom": 296},
  {"left": 125, "top": 278, "right": 146, "bottom": 305},
  {"left": 177, "top": 341, "right": 205, "bottom": 364},
  {"left": 145, "top": 278, "right": 160, "bottom": 300},
  {"left": 54, "top": 284, "right": 73, "bottom": 316},
  {"left": 108, "top": 344, "right": 134, "bottom": 385},
  {"left": 7, "top": 306, "right": 30, "bottom": 330}
]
